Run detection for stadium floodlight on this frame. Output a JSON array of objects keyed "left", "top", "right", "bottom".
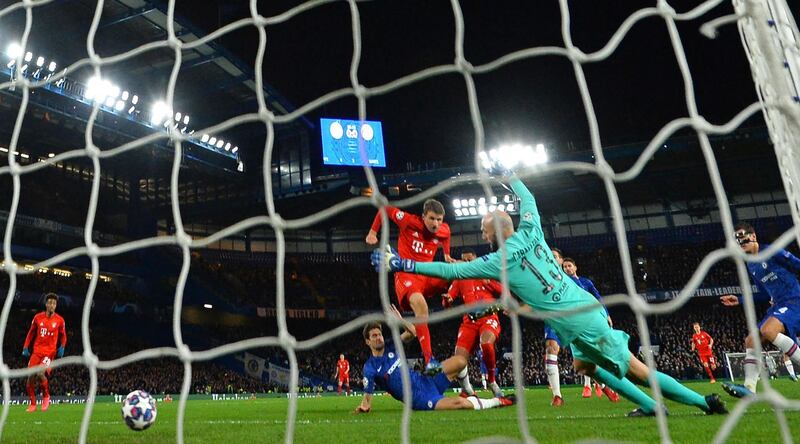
[
  {"left": 215, "top": 140, "right": 224, "bottom": 149},
  {"left": 480, "top": 143, "right": 548, "bottom": 171},
  {"left": 201, "top": 134, "right": 210, "bottom": 143},
  {"left": 208, "top": 137, "right": 217, "bottom": 145},
  {"left": 121, "top": 91, "right": 129, "bottom": 101},
  {"left": 6, "top": 43, "right": 22, "bottom": 58},
  {"left": 150, "top": 101, "right": 170, "bottom": 125},
  {"left": 224, "top": 143, "right": 231, "bottom": 151},
  {"left": 452, "top": 198, "right": 461, "bottom": 209},
  {"left": 23, "top": 51, "right": 32, "bottom": 62},
  {"left": 183, "top": 115, "right": 189, "bottom": 125},
  {"left": 35, "top": 56, "right": 44, "bottom": 67},
  {"left": 203, "top": 303, "right": 213, "bottom": 309},
  {"left": 47, "top": 61, "right": 56, "bottom": 72},
  {"left": 231, "top": 146, "right": 238, "bottom": 154},
  {"left": 131, "top": 95, "right": 139, "bottom": 105},
  {"left": 175, "top": 112, "right": 181, "bottom": 122},
  {"left": 104, "top": 96, "right": 115, "bottom": 108},
  {"left": 454, "top": 209, "right": 463, "bottom": 217},
  {"left": 114, "top": 100, "right": 125, "bottom": 111},
  {"left": 127, "top": 106, "right": 136, "bottom": 114},
  {"left": 452, "top": 192, "right": 520, "bottom": 219},
  {"left": 6, "top": 60, "right": 13, "bottom": 69},
  {"left": 48, "top": 153, "right": 54, "bottom": 158}
]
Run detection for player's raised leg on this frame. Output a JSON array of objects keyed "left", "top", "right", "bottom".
[
  {"left": 785, "top": 354, "right": 798, "bottom": 381},
  {"left": 452, "top": 322, "right": 478, "bottom": 397}
]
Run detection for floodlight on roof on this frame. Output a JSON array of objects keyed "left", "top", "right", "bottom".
[
  {"left": 201, "top": 134, "right": 209, "bottom": 143},
  {"left": 35, "top": 56, "right": 44, "bottom": 67},
  {"left": 47, "top": 61, "right": 56, "bottom": 72},
  {"left": 24, "top": 52, "right": 32, "bottom": 62},
  {"left": 150, "top": 101, "right": 171, "bottom": 125},
  {"left": 231, "top": 146, "right": 238, "bottom": 154},
  {"left": 6, "top": 43, "right": 22, "bottom": 58}
]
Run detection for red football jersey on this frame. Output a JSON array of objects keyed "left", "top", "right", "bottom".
[
  {"left": 24, "top": 312, "right": 66, "bottom": 356},
  {"left": 447, "top": 279, "right": 503, "bottom": 322},
  {"left": 370, "top": 206, "right": 451, "bottom": 262},
  {"left": 337, "top": 358, "right": 350, "bottom": 376},
  {"left": 692, "top": 331, "right": 713, "bottom": 355}
]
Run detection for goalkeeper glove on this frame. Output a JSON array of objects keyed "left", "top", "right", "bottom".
[
  {"left": 57, "top": 346, "right": 64, "bottom": 358},
  {"left": 21, "top": 348, "right": 30, "bottom": 358},
  {"left": 370, "top": 246, "right": 416, "bottom": 273}
]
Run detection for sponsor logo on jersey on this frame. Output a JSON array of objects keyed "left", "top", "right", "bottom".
[
  {"left": 404, "top": 280, "right": 412, "bottom": 287},
  {"left": 388, "top": 352, "right": 394, "bottom": 359},
  {"left": 386, "top": 357, "right": 402, "bottom": 375},
  {"left": 523, "top": 212, "right": 533, "bottom": 222},
  {"left": 396, "top": 211, "right": 405, "bottom": 221},
  {"left": 52, "top": 323, "right": 56, "bottom": 328}
]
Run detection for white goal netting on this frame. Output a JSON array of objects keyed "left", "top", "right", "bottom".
[{"left": 0, "top": 0, "right": 798, "bottom": 443}]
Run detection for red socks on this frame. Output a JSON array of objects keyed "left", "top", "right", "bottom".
[
  {"left": 416, "top": 323, "right": 433, "bottom": 363},
  {"left": 480, "top": 342, "right": 497, "bottom": 383},
  {"left": 26, "top": 380, "right": 36, "bottom": 404}
]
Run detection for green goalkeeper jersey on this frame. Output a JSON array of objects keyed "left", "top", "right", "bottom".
[{"left": 414, "top": 176, "right": 603, "bottom": 345}]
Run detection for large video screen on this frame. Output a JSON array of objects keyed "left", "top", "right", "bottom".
[{"left": 321, "top": 118, "right": 386, "bottom": 167}]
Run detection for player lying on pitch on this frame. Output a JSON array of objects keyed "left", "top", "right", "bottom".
[
  {"left": 371, "top": 167, "right": 727, "bottom": 417},
  {"left": 355, "top": 305, "right": 515, "bottom": 412}
]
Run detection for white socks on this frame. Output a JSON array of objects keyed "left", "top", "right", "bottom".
[
  {"left": 772, "top": 333, "right": 800, "bottom": 365},
  {"left": 545, "top": 354, "right": 561, "bottom": 397},
  {"left": 466, "top": 396, "right": 502, "bottom": 410},
  {"left": 583, "top": 375, "right": 591, "bottom": 387},
  {"left": 457, "top": 366, "right": 475, "bottom": 396},
  {"left": 744, "top": 348, "right": 760, "bottom": 393},
  {"left": 785, "top": 358, "right": 796, "bottom": 379}
]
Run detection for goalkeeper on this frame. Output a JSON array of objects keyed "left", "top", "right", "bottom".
[{"left": 371, "top": 169, "right": 727, "bottom": 417}]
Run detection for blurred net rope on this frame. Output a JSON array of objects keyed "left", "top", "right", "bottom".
[{"left": 0, "top": 0, "right": 797, "bottom": 443}]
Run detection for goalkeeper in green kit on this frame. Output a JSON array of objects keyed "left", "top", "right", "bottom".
[{"left": 371, "top": 168, "right": 727, "bottom": 417}]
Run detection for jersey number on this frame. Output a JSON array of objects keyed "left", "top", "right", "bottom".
[
  {"left": 519, "top": 245, "right": 563, "bottom": 300},
  {"left": 411, "top": 240, "right": 424, "bottom": 253},
  {"left": 39, "top": 328, "right": 48, "bottom": 337}
]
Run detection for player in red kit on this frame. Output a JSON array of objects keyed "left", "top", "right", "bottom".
[
  {"left": 366, "top": 199, "right": 453, "bottom": 374},
  {"left": 442, "top": 247, "right": 504, "bottom": 398},
  {"left": 22, "top": 293, "right": 66, "bottom": 412},
  {"left": 691, "top": 322, "right": 717, "bottom": 383},
  {"left": 336, "top": 354, "right": 351, "bottom": 395}
]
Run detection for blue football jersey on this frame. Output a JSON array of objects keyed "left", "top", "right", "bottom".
[
  {"left": 572, "top": 275, "right": 606, "bottom": 314},
  {"left": 361, "top": 343, "right": 405, "bottom": 401},
  {"left": 743, "top": 244, "right": 800, "bottom": 306}
]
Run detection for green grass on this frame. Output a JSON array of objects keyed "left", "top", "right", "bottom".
[{"left": 3, "top": 380, "right": 799, "bottom": 443}]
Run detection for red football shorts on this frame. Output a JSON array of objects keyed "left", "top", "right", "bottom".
[
  {"left": 28, "top": 352, "right": 54, "bottom": 376},
  {"left": 699, "top": 353, "right": 716, "bottom": 368},
  {"left": 394, "top": 272, "right": 448, "bottom": 311},
  {"left": 455, "top": 314, "right": 501, "bottom": 353},
  {"left": 338, "top": 374, "right": 349, "bottom": 384}
]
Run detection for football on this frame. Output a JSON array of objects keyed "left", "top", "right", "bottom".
[{"left": 120, "top": 390, "right": 157, "bottom": 431}]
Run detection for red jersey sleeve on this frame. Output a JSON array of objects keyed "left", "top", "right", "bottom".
[
  {"left": 440, "top": 223, "right": 451, "bottom": 257},
  {"left": 370, "top": 206, "right": 409, "bottom": 233},
  {"left": 59, "top": 317, "right": 67, "bottom": 348},
  {"left": 484, "top": 279, "right": 504, "bottom": 296},
  {"left": 23, "top": 315, "right": 37, "bottom": 349},
  {"left": 447, "top": 281, "right": 462, "bottom": 301}
]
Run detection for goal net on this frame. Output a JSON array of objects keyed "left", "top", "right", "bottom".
[
  {"left": 0, "top": 0, "right": 798, "bottom": 443},
  {"left": 725, "top": 351, "right": 794, "bottom": 381}
]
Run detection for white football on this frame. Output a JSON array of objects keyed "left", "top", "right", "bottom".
[{"left": 121, "top": 390, "right": 157, "bottom": 431}]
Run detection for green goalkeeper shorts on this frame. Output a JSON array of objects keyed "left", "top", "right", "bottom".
[{"left": 569, "top": 310, "right": 631, "bottom": 379}]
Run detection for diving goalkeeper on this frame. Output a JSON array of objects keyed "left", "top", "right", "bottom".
[{"left": 371, "top": 169, "right": 727, "bottom": 417}]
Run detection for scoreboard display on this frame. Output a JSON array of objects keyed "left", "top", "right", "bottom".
[{"left": 320, "top": 118, "right": 386, "bottom": 167}]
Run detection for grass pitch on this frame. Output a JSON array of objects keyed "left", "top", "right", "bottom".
[{"left": 3, "top": 380, "right": 799, "bottom": 443}]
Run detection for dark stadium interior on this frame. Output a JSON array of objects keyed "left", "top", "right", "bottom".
[{"left": 0, "top": 0, "right": 797, "bottom": 418}]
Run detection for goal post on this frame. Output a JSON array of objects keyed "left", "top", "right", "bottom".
[{"left": 724, "top": 350, "right": 793, "bottom": 382}]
